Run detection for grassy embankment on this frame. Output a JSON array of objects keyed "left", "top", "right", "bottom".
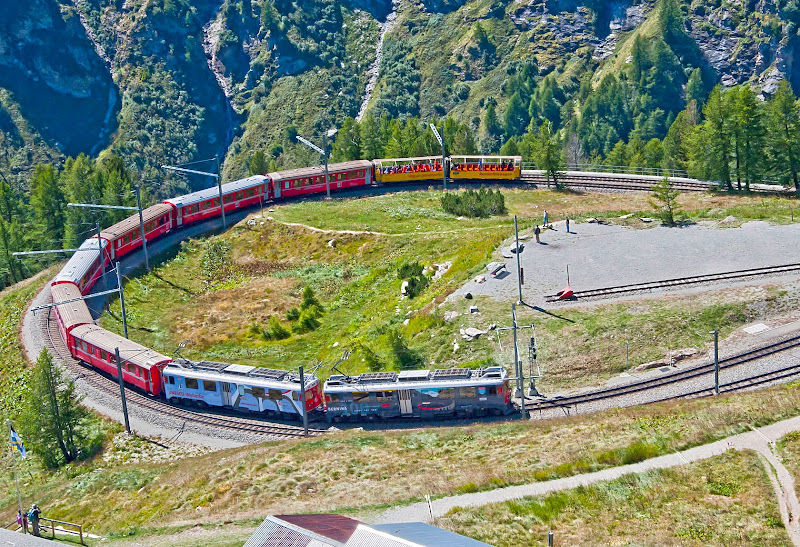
[{"left": 100, "top": 188, "right": 800, "bottom": 391}]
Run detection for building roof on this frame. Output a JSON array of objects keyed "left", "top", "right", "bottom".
[{"left": 244, "top": 514, "right": 494, "bottom": 547}]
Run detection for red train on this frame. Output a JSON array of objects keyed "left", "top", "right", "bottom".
[{"left": 47, "top": 156, "right": 522, "bottom": 407}]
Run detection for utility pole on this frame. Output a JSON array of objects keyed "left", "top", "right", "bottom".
[
  {"left": 134, "top": 185, "right": 149, "bottom": 271},
  {"left": 7, "top": 421, "right": 23, "bottom": 531},
  {"left": 712, "top": 329, "right": 719, "bottom": 395},
  {"left": 299, "top": 366, "right": 309, "bottom": 437},
  {"left": 116, "top": 266, "right": 128, "bottom": 339},
  {"left": 514, "top": 215, "right": 523, "bottom": 304},
  {"left": 161, "top": 159, "right": 225, "bottom": 228},
  {"left": 297, "top": 130, "right": 337, "bottom": 198},
  {"left": 115, "top": 348, "right": 131, "bottom": 433},
  {"left": 430, "top": 123, "right": 446, "bottom": 189},
  {"left": 511, "top": 303, "right": 527, "bottom": 419},
  {"left": 94, "top": 221, "right": 104, "bottom": 277}
]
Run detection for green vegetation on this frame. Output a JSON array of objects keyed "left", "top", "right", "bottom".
[
  {"left": 440, "top": 186, "right": 506, "bottom": 218},
  {"left": 650, "top": 175, "right": 682, "bottom": 225},
  {"left": 440, "top": 450, "right": 786, "bottom": 546}
]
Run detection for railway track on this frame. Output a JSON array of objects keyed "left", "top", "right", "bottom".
[
  {"left": 44, "top": 307, "right": 326, "bottom": 439},
  {"left": 545, "top": 263, "right": 800, "bottom": 303},
  {"left": 520, "top": 172, "right": 714, "bottom": 192},
  {"left": 525, "top": 333, "right": 800, "bottom": 413}
]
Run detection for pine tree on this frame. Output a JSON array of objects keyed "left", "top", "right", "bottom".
[
  {"left": 360, "top": 114, "right": 384, "bottom": 159},
  {"left": 503, "top": 92, "right": 529, "bottom": 137},
  {"left": 686, "top": 68, "right": 706, "bottom": 107},
  {"left": 499, "top": 138, "right": 520, "bottom": 156},
  {"left": 19, "top": 350, "right": 93, "bottom": 468},
  {"left": 531, "top": 122, "right": 564, "bottom": 188},
  {"left": 62, "top": 155, "right": 101, "bottom": 249},
  {"left": 734, "top": 85, "right": 766, "bottom": 191},
  {"left": 249, "top": 151, "right": 268, "bottom": 175},
  {"left": 663, "top": 101, "right": 698, "bottom": 172},
  {"left": 483, "top": 101, "right": 502, "bottom": 136},
  {"left": 101, "top": 155, "right": 135, "bottom": 224},
  {"left": 697, "top": 85, "right": 733, "bottom": 189},
  {"left": 766, "top": 81, "right": 800, "bottom": 195},
  {"left": 650, "top": 175, "right": 681, "bottom": 226},
  {"left": 29, "top": 164, "right": 66, "bottom": 248},
  {"left": 330, "top": 117, "right": 361, "bottom": 161}
]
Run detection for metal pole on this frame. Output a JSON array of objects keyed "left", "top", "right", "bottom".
[
  {"left": 7, "top": 421, "right": 22, "bottom": 528},
  {"left": 514, "top": 215, "right": 523, "bottom": 304},
  {"left": 116, "top": 266, "right": 128, "bottom": 339},
  {"left": 441, "top": 127, "right": 446, "bottom": 190},
  {"left": 713, "top": 329, "right": 719, "bottom": 395},
  {"left": 548, "top": 531, "right": 554, "bottom": 546},
  {"left": 512, "top": 303, "right": 526, "bottom": 418},
  {"left": 114, "top": 348, "right": 131, "bottom": 433},
  {"left": 626, "top": 341, "right": 629, "bottom": 369},
  {"left": 95, "top": 222, "right": 104, "bottom": 280},
  {"left": 299, "top": 366, "right": 309, "bottom": 437},
  {"left": 322, "top": 133, "right": 331, "bottom": 198},
  {"left": 216, "top": 155, "right": 226, "bottom": 229},
  {"left": 135, "top": 185, "right": 149, "bottom": 272}
]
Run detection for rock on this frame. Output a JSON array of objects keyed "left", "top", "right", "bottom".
[
  {"left": 488, "top": 324, "right": 497, "bottom": 331},
  {"left": 465, "top": 292, "right": 473, "bottom": 299},
  {"left": 332, "top": 341, "right": 339, "bottom": 347},
  {"left": 464, "top": 327, "right": 487, "bottom": 339},
  {"left": 444, "top": 311, "right": 459, "bottom": 322},
  {"left": 247, "top": 218, "right": 256, "bottom": 226},
  {"left": 400, "top": 280, "right": 409, "bottom": 296},
  {"left": 453, "top": 341, "right": 460, "bottom": 353},
  {"left": 469, "top": 305, "right": 478, "bottom": 313},
  {"left": 619, "top": 213, "right": 634, "bottom": 219},
  {"left": 719, "top": 215, "right": 737, "bottom": 225},
  {"left": 327, "top": 239, "right": 336, "bottom": 248},
  {"left": 631, "top": 347, "right": 699, "bottom": 372},
  {"left": 403, "top": 318, "right": 410, "bottom": 326},
  {"left": 474, "top": 275, "right": 486, "bottom": 283},
  {"left": 639, "top": 217, "right": 655, "bottom": 223}
]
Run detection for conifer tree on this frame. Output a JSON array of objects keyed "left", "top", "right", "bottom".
[
  {"left": 29, "top": 164, "right": 65, "bottom": 248},
  {"left": 766, "top": 81, "right": 800, "bottom": 194}
]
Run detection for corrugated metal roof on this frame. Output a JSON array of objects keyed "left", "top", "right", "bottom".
[
  {"left": 70, "top": 324, "right": 171, "bottom": 368},
  {"left": 52, "top": 238, "right": 107, "bottom": 285},
  {"left": 164, "top": 176, "right": 268, "bottom": 208},
  {"left": 100, "top": 203, "right": 174, "bottom": 239},
  {"left": 268, "top": 160, "right": 373, "bottom": 182},
  {"left": 371, "top": 523, "right": 494, "bottom": 546},
  {"left": 243, "top": 516, "right": 339, "bottom": 547},
  {"left": 344, "top": 525, "right": 421, "bottom": 547},
  {"left": 50, "top": 283, "right": 94, "bottom": 329},
  {"left": 276, "top": 515, "right": 360, "bottom": 544}
]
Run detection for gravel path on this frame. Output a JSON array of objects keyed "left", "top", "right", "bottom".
[
  {"left": 453, "top": 219, "right": 800, "bottom": 306},
  {"left": 374, "top": 415, "right": 800, "bottom": 545}
]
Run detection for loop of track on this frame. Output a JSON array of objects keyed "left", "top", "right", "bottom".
[
  {"left": 525, "top": 333, "right": 800, "bottom": 412},
  {"left": 43, "top": 305, "right": 327, "bottom": 439},
  {"left": 545, "top": 263, "right": 800, "bottom": 303}
]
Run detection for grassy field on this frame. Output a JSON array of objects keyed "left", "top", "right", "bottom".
[
  {"left": 99, "top": 188, "right": 800, "bottom": 391},
  {"left": 5, "top": 380, "right": 800, "bottom": 543},
  {"left": 439, "top": 449, "right": 787, "bottom": 546}
]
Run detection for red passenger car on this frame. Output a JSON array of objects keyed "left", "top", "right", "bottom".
[
  {"left": 50, "top": 283, "right": 95, "bottom": 344},
  {"left": 70, "top": 324, "right": 172, "bottom": 396},
  {"left": 163, "top": 176, "right": 270, "bottom": 227},
  {"left": 269, "top": 160, "right": 373, "bottom": 199},
  {"left": 100, "top": 204, "right": 174, "bottom": 261},
  {"left": 51, "top": 237, "right": 111, "bottom": 293}
]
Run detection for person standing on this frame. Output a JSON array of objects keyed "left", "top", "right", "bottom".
[
  {"left": 565, "top": 216, "right": 570, "bottom": 233},
  {"left": 543, "top": 210, "right": 549, "bottom": 227},
  {"left": 534, "top": 225, "right": 541, "bottom": 244},
  {"left": 28, "top": 504, "right": 40, "bottom": 537}
]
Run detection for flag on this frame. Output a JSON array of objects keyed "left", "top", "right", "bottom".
[{"left": 9, "top": 425, "right": 26, "bottom": 459}]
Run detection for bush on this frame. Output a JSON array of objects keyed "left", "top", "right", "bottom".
[
  {"left": 286, "top": 307, "right": 300, "bottom": 321},
  {"left": 263, "top": 316, "right": 290, "bottom": 341},
  {"left": 440, "top": 186, "right": 506, "bottom": 218},
  {"left": 292, "top": 307, "right": 321, "bottom": 333},
  {"left": 397, "top": 262, "right": 424, "bottom": 279}
]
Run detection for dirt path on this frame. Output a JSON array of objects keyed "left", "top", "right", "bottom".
[{"left": 374, "top": 415, "right": 800, "bottom": 544}]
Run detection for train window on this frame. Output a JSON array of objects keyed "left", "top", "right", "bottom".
[
  {"left": 80, "top": 340, "right": 87, "bottom": 352},
  {"left": 358, "top": 170, "right": 365, "bottom": 177},
  {"left": 235, "top": 191, "right": 244, "bottom": 199},
  {"left": 251, "top": 387, "right": 265, "bottom": 398},
  {"left": 246, "top": 188, "right": 255, "bottom": 197},
  {"left": 459, "top": 387, "right": 477, "bottom": 398},
  {"left": 100, "top": 350, "right": 107, "bottom": 361},
  {"left": 185, "top": 378, "right": 199, "bottom": 389},
  {"left": 291, "top": 390, "right": 300, "bottom": 401},
  {"left": 438, "top": 388, "right": 455, "bottom": 399},
  {"left": 168, "top": 376, "right": 176, "bottom": 385},
  {"left": 213, "top": 199, "right": 219, "bottom": 207},
  {"left": 352, "top": 392, "right": 370, "bottom": 403},
  {"left": 268, "top": 388, "right": 282, "bottom": 400},
  {"left": 284, "top": 182, "right": 289, "bottom": 190},
  {"left": 328, "top": 393, "right": 339, "bottom": 402},
  {"left": 202, "top": 380, "right": 217, "bottom": 392},
  {"left": 224, "top": 194, "right": 233, "bottom": 203},
  {"left": 375, "top": 391, "right": 394, "bottom": 402},
  {"left": 487, "top": 386, "right": 498, "bottom": 395},
  {"left": 159, "top": 216, "right": 166, "bottom": 225}
]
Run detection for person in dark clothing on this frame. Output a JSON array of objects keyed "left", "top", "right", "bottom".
[
  {"left": 28, "top": 504, "right": 40, "bottom": 536},
  {"left": 534, "top": 225, "right": 541, "bottom": 244}
]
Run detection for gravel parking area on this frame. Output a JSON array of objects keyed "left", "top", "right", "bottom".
[{"left": 453, "top": 220, "right": 800, "bottom": 306}]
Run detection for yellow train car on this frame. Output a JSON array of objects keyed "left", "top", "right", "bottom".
[
  {"left": 374, "top": 156, "right": 445, "bottom": 184},
  {"left": 449, "top": 155, "right": 521, "bottom": 180}
]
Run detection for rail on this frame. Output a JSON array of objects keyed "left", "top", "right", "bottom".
[
  {"left": 520, "top": 162, "right": 689, "bottom": 179},
  {"left": 38, "top": 517, "right": 84, "bottom": 544}
]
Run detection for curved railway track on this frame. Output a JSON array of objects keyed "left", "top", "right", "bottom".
[
  {"left": 545, "top": 263, "right": 800, "bottom": 303},
  {"left": 43, "top": 305, "right": 326, "bottom": 439},
  {"left": 525, "top": 334, "right": 800, "bottom": 413}
]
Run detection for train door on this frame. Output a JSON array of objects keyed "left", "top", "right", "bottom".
[
  {"left": 221, "top": 382, "right": 232, "bottom": 406},
  {"left": 399, "top": 389, "right": 412, "bottom": 415}
]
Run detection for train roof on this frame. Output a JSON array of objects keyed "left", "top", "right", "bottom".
[
  {"left": 164, "top": 176, "right": 268, "bottom": 208},
  {"left": 450, "top": 155, "right": 522, "bottom": 161},
  {"left": 267, "top": 160, "right": 373, "bottom": 182},
  {"left": 100, "top": 203, "right": 174, "bottom": 240},
  {"left": 50, "top": 283, "right": 95, "bottom": 329},
  {"left": 163, "top": 359, "right": 319, "bottom": 390},
  {"left": 70, "top": 324, "right": 172, "bottom": 369},
  {"left": 324, "top": 367, "right": 507, "bottom": 392},
  {"left": 52, "top": 237, "right": 108, "bottom": 286}
]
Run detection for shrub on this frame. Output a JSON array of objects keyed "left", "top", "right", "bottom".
[
  {"left": 397, "top": 262, "right": 424, "bottom": 279},
  {"left": 286, "top": 307, "right": 300, "bottom": 321},
  {"left": 263, "top": 316, "right": 290, "bottom": 341},
  {"left": 292, "top": 308, "right": 321, "bottom": 333},
  {"left": 440, "top": 186, "right": 506, "bottom": 218}
]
